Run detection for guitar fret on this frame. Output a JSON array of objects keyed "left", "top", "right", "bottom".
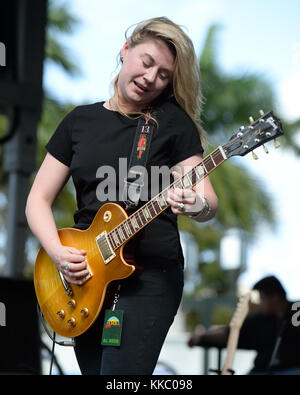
[
  {"left": 152, "top": 200, "right": 160, "bottom": 214},
  {"left": 187, "top": 173, "right": 193, "bottom": 186},
  {"left": 174, "top": 179, "right": 183, "bottom": 189},
  {"left": 135, "top": 212, "right": 143, "bottom": 228},
  {"left": 139, "top": 210, "right": 146, "bottom": 225},
  {"left": 127, "top": 219, "right": 135, "bottom": 234},
  {"left": 144, "top": 206, "right": 151, "bottom": 220},
  {"left": 203, "top": 157, "right": 214, "bottom": 172},
  {"left": 139, "top": 209, "right": 147, "bottom": 224},
  {"left": 148, "top": 202, "right": 156, "bottom": 216},
  {"left": 182, "top": 175, "right": 191, "bottom": 188},
  {"left": 112, "top": 231, "right": 119, "bottom": 247},
  {"left": 114, "top": 229, "right": 122, "bottom": 245},
  {"left": 132, "top": 216, "right": 139, "bottom": 230},
  {"left": 108, "top": 234, "right": 116, "bottom": 250},
  {"left": 158, "top": 194, "right": 167, "bottom": 208},
  {"left": 120, "top": 224, "right": 128, "bottom": 240},
  {"left": 117, "top": 227, "right": 125, "bottom": 242},
  {"left": 162, "top": 191, "right": 169, "bottom": 205},
  {"left": 214, "top": 150, "right": 224, "bottom": 164},
  {"left": 195, "top": 164, "right": 205, "bottom": 180},
  {"left": 190, "top": 169, "right": 197, "bottom": 185},
  {"left": 124, "top": 221, "right": 132, "bottom": 237},
  {"left": 210, "top": 154, "right": 217, "bottom": 167},
  {"left": 156, "top": 198, "right": 162, "bottom": 210}
]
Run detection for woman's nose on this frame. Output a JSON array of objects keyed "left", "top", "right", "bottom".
[{"left": 144, "top": 68, "right": 156, "bottom": 84}]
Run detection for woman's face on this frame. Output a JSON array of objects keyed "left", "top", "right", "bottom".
[{"left": 118, "top": 37, "right": 176, "bottom": 111}]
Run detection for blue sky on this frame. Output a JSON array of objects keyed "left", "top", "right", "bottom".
[{"left": 45, "top": 0, "right": 300, "bottom": 298}]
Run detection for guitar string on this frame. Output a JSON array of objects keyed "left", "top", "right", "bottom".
[
  {"left": 108, "top": 148, "right": 224, "bottom": 249},
  {"left": 107, "top": 147, "right": 225, "bottom": 250},
  {"left": 107, "top": 116, "right": 277, "bottom": 248},
  {"left": 108, "top": 117, "right": 276, "bottom": 249}
]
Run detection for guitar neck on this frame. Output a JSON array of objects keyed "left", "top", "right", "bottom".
[
  {"left": 107, "top": 146, "right": 227, "bottom": 250},
  {"left": 221, "top": 327, "right": 240, "bottom": 375}
]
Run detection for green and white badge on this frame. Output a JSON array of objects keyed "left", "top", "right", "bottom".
[{"left": 101, "top": 309, "right": 124, "bottom": 347}]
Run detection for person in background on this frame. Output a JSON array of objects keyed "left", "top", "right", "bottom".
[{"left": 188, "top": 276, "right": 300, "bottom": 375}]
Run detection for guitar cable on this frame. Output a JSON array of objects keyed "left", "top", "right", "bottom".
[
  {"left": 36, "top": 303, "right": 75, "bottom": 375},
  {"left": 49, "top": 332, "right": 56, "bottom": 375}
]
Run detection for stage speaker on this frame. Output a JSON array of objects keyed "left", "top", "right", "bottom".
[{"left": 0, "top": 277, "right": 41, "bottom": 374}]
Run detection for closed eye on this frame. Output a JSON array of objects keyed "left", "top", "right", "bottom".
[{"left": 159, "top": 73, "right": 168, "bottom": 80}]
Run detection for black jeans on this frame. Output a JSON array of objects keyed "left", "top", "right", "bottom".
[{"left": 73, "top": 263, "right": 184, "bottom": 375}]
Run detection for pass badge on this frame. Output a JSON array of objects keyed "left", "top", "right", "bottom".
[{"left": 101, "top": 309, "right": 124, "bottom": 347}]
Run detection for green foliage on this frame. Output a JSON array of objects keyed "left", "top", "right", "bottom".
[
  {"left": 181, "top": 23, "right": 297, "bottom": 300},
  {"left": 200, "top": 25, "right": 275, "bottom": 145},
  {"left": 212, "top": 305, "right": 234, "bottom": 326},
  {"left": 45, "top": 0, "right": 81, "bottom": 76},
  {"left": 185, "top": 310, "right": 203, "bottom": 332},
  {"left": 198, "top": 261, "right": 229, "bottom": 294}
]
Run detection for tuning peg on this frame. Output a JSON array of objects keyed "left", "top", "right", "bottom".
[
  {"left": 274, "top": 139, "right": 281, "bottom": 149},
  {"left": 252, "top": 151, "right": 259, "bottom": 160},
  {"left": 259, "top": 110, "right": 265, "bottom": 116},
  {"left": 249, "top": 116, "right": 254, "bottom": 124},
  {"left": 263, "top": 145, "right": 269, "bottom": 154}
]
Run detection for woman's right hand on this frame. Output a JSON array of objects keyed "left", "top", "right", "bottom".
[{"left": 51, "top": 245, "right": 89, "bottom": 285}]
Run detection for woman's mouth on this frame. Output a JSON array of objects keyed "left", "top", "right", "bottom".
[{"left": 133, "top": 81, "right": 149, "bottom": 93}]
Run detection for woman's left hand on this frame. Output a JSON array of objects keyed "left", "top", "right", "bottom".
[{"left": 166, "top": 171, "right": 204, "bottom": 216}]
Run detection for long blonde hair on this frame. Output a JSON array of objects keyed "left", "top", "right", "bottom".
[{"left": 113, "top": 17, "right": 204, "bottom": 138}]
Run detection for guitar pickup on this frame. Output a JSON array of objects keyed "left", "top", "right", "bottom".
[{"left": 96, "top": 231, "right": 116, "bottom": 265}]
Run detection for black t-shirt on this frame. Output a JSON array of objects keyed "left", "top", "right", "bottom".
[
  {"left": 237, "top": 303, "right": 300, "bottom": 372},
  {"left": 46, "top": 100, "right": 204, "bottom": 268}
]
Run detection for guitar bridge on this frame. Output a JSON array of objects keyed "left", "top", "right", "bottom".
[{"left": 96, "top": 231, "right": 116, "bottom": 265}]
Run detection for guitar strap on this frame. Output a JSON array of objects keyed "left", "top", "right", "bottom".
[{"left": 122, "top": 109, "right": 156, "bottom": 210}]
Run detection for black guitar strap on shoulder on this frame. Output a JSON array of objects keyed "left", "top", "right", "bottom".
[{"left": 122, "top": 109, "right": 156, "bottom": 210}]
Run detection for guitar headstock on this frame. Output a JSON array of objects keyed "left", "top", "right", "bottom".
[
  {"left": 230, "top": 292, "right": 251, "bottom": 330},
  {"left": 223, "top": 110, "right": 283, "bottom": 159}
]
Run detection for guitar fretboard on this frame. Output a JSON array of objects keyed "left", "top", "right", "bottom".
[{"left": 106, "top": 146, "right": 226, "bottom": 250}]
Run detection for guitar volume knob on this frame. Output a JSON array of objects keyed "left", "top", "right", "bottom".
[
  {"left": 68, "top": 317, "right": 76, "bottom": 328},
  {"left": 80, "top": 308, "right": 89, "bottom": 318},
  {"left": 57, "top": 310, "right": 65, "bottom": 319},
  {"left": 68, "top": 299, "right": 77, "bottom": 308}
]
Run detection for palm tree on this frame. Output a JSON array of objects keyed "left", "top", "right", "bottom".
[
  {"left": 179, "top": 24, "right": 288, "bottom": 297},
  {"left": 0, "top": 0, "right": 81, "bottom": 274},
  {"left": 37, "top": 0, "right": 82, "bottom": 228}
]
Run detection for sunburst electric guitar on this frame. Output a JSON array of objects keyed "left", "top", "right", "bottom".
[
  {"left": 221, "top": 293, "right": 251, "bottom": 375},
  {"left": 34, "top": 110, "right": 283, "bottom": 338}
]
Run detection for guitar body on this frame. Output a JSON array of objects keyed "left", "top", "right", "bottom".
[{"left": 34, "top": 202, "right": 135, "bottom": 338}]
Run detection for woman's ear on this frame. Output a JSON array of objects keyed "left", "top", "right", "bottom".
[{"left": 120, "top": 41, "right": 130, "bottom": 63}]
